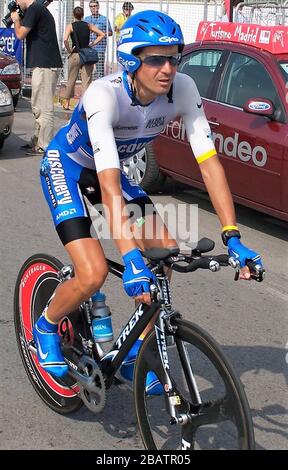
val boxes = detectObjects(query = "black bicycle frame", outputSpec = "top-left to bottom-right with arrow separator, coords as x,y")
99,258 -> 162,387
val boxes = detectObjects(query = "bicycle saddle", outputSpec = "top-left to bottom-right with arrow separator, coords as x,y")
142,246 -> 180,262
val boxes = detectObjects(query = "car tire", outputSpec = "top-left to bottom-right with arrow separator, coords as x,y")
122,143 -> 166,194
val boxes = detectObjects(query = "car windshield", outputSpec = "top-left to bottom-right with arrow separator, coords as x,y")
278,61 -> 288,81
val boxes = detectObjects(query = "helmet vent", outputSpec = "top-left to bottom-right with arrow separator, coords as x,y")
158,14 -> 166,24
139,18 -> 149,24
172,26 -> 176,35
137,24 -> 149,33
151,27 -> 163,35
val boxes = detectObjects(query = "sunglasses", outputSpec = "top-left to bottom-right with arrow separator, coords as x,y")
139,54 -> 182,67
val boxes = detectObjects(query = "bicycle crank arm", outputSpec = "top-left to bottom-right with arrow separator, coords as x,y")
28,341 -> 103,399
27,339 -> 86,383
67,365 -> 98,393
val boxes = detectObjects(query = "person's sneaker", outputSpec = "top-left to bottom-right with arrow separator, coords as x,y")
33,323 -> 68,377
25,147 -> 45,156
21,136 -> 37,150
20,142 -> 34,149
145,371 -> 164,396
119,339 -> 163,396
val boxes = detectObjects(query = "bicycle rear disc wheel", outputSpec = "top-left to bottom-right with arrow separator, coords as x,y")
14,253 -> 83,414
134,318 -> 254,450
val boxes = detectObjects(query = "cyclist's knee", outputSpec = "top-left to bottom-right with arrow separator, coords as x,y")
76,265 -> 108,297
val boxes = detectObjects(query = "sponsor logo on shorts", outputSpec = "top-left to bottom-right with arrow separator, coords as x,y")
46,150 -> 73,207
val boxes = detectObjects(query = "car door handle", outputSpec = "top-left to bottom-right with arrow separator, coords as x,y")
208,120 -> 220,127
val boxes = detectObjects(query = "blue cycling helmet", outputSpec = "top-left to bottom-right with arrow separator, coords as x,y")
117,10 -> 184,73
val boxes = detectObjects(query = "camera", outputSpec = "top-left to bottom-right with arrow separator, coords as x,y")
2,1 -> 24,28
2,0 -> 53,28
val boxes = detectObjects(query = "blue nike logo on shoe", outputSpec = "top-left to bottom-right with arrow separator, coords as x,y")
33,324 -> 68,378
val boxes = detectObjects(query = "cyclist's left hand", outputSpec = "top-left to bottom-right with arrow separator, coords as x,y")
227,237 -> 263,280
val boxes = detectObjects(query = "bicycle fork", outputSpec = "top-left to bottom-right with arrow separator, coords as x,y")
153,265 -> 203,449
155,314 -> 203,450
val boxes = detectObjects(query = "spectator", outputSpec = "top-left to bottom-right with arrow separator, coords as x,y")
62,6 -> 105,110
11,0 -> 62,156
114,2 -> 134,44
219,0 -> 244,22
84,1 -> 113,79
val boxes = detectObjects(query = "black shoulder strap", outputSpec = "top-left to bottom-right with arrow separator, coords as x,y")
71,22 -> 80,51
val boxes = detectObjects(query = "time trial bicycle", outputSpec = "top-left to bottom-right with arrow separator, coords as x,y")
14,237 -> 264,450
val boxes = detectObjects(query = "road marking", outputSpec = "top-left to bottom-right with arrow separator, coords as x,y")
0,166 -> 9,173
266,286 -> 288,302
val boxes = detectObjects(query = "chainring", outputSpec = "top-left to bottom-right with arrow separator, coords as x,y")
77,355 -> 106,413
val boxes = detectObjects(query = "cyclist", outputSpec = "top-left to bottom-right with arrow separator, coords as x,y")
33,10 -> 263,393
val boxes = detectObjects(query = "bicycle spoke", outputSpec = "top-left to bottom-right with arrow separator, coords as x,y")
189,397 -> 228,427
134,320 -> 254,449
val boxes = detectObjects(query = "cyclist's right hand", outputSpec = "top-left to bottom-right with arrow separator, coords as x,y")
122,248 -> 155,303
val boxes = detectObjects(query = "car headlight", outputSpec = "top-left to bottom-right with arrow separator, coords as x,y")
1,63 -> 21,75
0,87 -> 12,105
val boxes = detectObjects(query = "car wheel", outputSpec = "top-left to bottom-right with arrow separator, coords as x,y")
122,144 -> 166,193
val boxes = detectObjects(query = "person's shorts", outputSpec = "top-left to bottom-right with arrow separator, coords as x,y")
40,143 -> 156,245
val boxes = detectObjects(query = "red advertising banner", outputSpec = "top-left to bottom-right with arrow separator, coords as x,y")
196,21 -> 288,55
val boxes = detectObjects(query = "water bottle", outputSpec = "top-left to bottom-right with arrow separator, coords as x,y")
90,291 -> 113,343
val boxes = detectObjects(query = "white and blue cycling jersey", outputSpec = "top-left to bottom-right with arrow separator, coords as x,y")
55,70 -> 216,171
40,70 -> 217,244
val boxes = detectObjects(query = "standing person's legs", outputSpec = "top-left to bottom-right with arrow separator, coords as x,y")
81,63 -> 94,93
30,67 -> 59,153
64,53 -> 81,102
95,51 -> 105,78
37,68 -> 59,151
30,67 -> 42,149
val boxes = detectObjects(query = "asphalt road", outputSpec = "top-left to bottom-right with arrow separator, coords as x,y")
0,98 -> 287,450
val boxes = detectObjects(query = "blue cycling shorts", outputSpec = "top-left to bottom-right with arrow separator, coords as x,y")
40,143 -> 155,245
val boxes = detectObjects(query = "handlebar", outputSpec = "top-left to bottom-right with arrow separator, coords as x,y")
171,254 -> 230,273
169,254 -> 265,282
144,238 -> 265,282
246,259 -> 265,282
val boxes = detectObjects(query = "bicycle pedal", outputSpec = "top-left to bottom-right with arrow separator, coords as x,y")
113,376 -> 123,386
114,370 -> 133,390
27,340 -> 37,355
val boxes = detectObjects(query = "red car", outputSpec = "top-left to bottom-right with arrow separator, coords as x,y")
0,40 -> 21,108
123,22 -> 288,222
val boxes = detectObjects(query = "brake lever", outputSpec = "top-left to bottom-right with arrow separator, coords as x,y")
228,257 -> 241,281
150,283 -> 160,302
229,257 -> 265,282
246,260 -> 265,282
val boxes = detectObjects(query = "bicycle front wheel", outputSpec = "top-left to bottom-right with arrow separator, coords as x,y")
134,317 -> 254,450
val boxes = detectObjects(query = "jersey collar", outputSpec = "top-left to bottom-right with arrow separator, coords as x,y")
122,71 -> 152,107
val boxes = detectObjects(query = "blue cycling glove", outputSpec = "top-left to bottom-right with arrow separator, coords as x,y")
227,237 -> 263,268
122,248 -> 156,297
